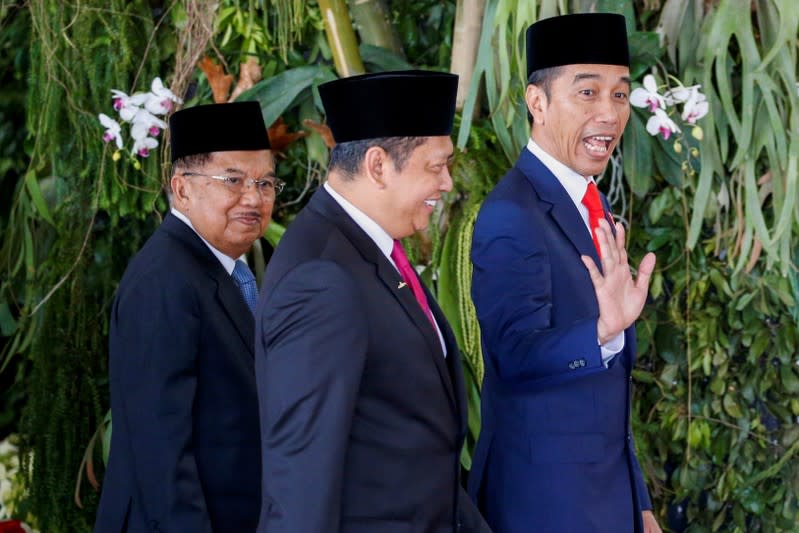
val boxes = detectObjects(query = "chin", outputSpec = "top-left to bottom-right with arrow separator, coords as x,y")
582,161 -> 611,177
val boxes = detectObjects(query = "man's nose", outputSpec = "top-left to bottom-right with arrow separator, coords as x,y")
239,180 -> 264,205
440,165 -> 453,192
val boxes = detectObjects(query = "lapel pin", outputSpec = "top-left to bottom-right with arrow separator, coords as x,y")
398,281 -> 407,289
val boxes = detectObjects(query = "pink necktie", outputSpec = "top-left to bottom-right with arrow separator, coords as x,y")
391,240 -> 436,329
581,181 -> 606,259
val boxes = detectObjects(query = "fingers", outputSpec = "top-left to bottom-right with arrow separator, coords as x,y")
580,255 -> 603,285
634,252 -> 657,290
615,222 -> 628,266
595,219 -> 618,266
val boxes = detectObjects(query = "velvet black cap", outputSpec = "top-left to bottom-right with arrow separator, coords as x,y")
169,101 -> 270,162
526,13 -> 630,79
318,70 -> 458,143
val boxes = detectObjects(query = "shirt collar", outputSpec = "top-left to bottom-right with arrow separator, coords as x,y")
324,182 -> 394,262
170,207 -> 237,275
526,138 -> 595,208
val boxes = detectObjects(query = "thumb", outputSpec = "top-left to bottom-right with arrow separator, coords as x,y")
635,252 -> 656,290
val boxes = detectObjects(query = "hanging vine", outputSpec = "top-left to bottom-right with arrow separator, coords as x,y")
2,1 -> 175,530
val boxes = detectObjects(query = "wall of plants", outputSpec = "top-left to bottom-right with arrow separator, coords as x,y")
0,0 -> 797,532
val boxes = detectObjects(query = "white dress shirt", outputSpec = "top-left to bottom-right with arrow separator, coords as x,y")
324,182 -> 447,356
526,139 -> 624,365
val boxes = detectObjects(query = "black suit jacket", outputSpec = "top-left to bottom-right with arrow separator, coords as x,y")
255,188 -> 489,533
95,213 -> 261,532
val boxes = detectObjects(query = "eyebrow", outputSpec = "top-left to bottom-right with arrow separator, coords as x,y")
224,167 -> 277,179
431,153 -> 455,166
573,73 -> 632,87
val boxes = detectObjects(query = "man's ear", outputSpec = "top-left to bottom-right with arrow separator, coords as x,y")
363,145 -> 390,189
171,174 -> 189,208
525,84 -> 547,127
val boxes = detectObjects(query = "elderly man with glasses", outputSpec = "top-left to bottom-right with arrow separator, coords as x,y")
96,101 -> 277,533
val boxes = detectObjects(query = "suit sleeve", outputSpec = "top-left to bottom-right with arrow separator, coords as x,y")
257,260 -> 368,533
631,443 -> 653,510
111,273 -> 212,532
471,199 -> 605,387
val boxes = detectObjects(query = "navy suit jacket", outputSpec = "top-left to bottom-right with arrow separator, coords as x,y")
255,188 -> 490,533
95,213 -> 261,532
467,150 -> 652,533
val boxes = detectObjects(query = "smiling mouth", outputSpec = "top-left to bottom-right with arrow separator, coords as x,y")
424,199 -> 438,208
583,135 -> 614,155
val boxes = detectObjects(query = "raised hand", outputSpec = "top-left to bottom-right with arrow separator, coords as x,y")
580,219 -> 656,344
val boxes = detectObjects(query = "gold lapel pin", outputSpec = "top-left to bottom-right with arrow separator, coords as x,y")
397,281 -> 407,289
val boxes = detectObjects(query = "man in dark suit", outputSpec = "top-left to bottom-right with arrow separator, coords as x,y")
468,14 -> 662,533
255,71 -> 490,533
96,102 -> 281,532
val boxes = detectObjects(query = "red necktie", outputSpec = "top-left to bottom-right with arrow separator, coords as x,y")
581,181 -> 606,258
391,240 -> 436,329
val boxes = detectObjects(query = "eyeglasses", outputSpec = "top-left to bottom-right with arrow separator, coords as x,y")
182,172 -> 285,197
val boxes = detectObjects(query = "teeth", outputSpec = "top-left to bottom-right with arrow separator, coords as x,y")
424,199 -> 437,207
584,135 -> 613,154
584,142 -> 608,153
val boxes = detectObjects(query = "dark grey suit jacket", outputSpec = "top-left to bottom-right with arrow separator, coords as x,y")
96,213 -> 261,532
255,188 -> 490,533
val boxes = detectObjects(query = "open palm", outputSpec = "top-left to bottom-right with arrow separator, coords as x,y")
581,219 -> 656,344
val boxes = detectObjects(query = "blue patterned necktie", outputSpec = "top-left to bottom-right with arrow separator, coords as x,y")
231,259 -> 257,315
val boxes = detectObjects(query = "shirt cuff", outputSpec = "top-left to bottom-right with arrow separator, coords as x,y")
599,332 -> 625,366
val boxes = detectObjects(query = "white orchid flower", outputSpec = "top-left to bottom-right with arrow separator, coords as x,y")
130,109 -> 167,140
132,136 -> 159,157
110,89 -> 148,121
680,88 -> 709,124
630,74 -> 666,112
98,113 -> 123,149
646,108 -> 681,140
663,84 -> 701,105
145,77 -> 182,115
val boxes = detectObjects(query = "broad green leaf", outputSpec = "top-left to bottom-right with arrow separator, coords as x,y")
628,32 -> 663,80
263,220 -> 285,248
237,66 -> 334,129
0,301 -> 17,336
723,393 -> 743,419
359,44 -> 413,71
622,109 -> 654,197
102,410 -> 112,466
780,366 -> 799,394
24,170 -> 54,225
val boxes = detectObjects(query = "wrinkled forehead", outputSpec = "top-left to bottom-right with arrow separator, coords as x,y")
204,149 -> 275,175
559,63 -> 631,85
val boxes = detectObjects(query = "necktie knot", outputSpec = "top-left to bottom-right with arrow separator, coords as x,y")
232,259 -> 257,315
581,181 -> 605,217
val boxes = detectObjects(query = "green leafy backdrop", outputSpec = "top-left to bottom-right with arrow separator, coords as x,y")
0,1 -> 797,531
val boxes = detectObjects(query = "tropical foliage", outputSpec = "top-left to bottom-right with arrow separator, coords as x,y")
0,0 -> 797,532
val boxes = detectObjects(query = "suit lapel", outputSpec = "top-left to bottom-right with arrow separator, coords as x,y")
309,189 -> 457,410
427,291 -> 466,430
162,214 -> 255,356
517,150 -> 601,269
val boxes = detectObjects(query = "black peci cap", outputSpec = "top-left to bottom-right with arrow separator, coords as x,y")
169,101 -> 270,162
318,70 -> 458,143
526,13 -> 630,80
